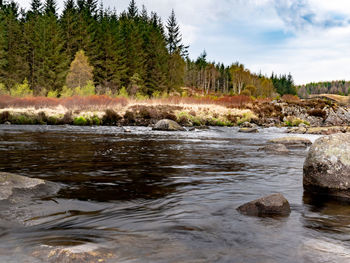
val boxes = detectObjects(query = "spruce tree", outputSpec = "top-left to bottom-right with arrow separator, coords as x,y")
44,0 -> 57,16
30,0 -> 42,15
94,11 -> 127,93
166,9 -> 187,56
119,12 -> 145,89
60,0 -> 79,61
0,3 -> 29,89
127,0 -> 138,18
142,13 -> 168,94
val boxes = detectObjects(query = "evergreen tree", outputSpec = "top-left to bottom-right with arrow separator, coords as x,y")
0,3 -> 29,88
166,9 -> 187,56
30,0 -> 42,14
60,0 -> 79,61
142,13 -> 168,94
44,0 -> 57,16
25,2 -> 68,94
119,12 -> 145,89
127,0 -> 138,18
94,10 -> 127,93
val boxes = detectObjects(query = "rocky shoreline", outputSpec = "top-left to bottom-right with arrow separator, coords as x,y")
0,99 -> 350,135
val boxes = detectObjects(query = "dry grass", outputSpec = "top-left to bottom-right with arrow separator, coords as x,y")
309,94 -> 349,105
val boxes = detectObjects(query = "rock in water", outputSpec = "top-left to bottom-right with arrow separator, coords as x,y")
153,119 -> 185,131
237,193 -> 291,217
258,143 -> 289,154
0,172 -> 45,201
303,133 -> 350,199
238,128 -> 259,133
269,137 -> 312,147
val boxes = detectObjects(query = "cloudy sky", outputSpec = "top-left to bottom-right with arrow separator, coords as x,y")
15,0 -> 350,84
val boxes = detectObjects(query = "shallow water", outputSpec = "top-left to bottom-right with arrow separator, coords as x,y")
0,125 -> 350,262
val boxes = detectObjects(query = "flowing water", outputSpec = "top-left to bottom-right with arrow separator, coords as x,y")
0,125 -> 350,262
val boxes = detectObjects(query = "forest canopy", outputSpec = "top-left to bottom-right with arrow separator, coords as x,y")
0,0 -> 296,98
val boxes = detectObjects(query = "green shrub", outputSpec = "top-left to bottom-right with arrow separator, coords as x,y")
0,83 -> 9,95
60,86 -> 73,98
47,90 -> 59,98
73,116 -> 88,126
152,91 -> 161,98
237,112 -> 255,125
12,114 -> 34,124
10,79 -> 33,97
135,92 -> 148,100
91,116 -> 101,125
75,81 -> 95,96
47,116 -> 59,125
118,86 -> 129,98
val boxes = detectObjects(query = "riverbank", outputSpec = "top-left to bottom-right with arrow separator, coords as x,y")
1,95 -> 350,130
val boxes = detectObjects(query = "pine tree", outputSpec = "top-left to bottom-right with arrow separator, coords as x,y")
0,3 -> 29,88
66,50 -> 93,89
94,10 -> 127,93
127,0 -> 138,18
30,0 -> 42,15
142,13 -> 168,94
25,2 -> 68,94
44,0 -> 57,16
60,0 -> 79,61
166,9 -> 187,56
119,12 -> 145,88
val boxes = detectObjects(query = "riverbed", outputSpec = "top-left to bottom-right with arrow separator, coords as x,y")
0,125 -> 349,262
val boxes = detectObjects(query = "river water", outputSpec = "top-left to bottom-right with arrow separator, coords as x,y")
0,125 -> 350,262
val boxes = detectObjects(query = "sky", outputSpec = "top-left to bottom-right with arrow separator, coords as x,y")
15,0 -> 350,84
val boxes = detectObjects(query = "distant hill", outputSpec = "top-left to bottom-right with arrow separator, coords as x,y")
297,81 -> 350,98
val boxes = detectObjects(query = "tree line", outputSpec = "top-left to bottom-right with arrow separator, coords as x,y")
0,0 -> 296,98
297,80 -> 350,98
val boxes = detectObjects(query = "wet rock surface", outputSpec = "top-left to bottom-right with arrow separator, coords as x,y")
238,127 -> 259,133
152,119 -> 185,131
237,193 -> 291,217
269,137 -> 312,147
0,172 -> 45,201
258,143 -> 289,154
303,133 -> 350,199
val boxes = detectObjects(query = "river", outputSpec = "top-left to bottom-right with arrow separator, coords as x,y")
0,125 -> 350,262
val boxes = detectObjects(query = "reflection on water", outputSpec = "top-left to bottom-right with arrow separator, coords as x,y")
0,125 -> 349,262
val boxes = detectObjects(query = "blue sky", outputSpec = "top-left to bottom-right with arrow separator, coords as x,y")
16,0 -> 350,84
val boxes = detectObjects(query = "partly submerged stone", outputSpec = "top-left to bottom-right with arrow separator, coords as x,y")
269,137 -> 312,147
0,172 -> 45,201
258,143 -> 289,154
303,133 -> 350,200
238,128 -> 259,133
237,193 -> 291,217
153,119 -> 185,131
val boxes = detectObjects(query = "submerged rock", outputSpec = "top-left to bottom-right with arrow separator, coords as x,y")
240,122 -> 256,128
153,119 -> 185,131
31,243 -> 116,263
303,133 -> 350,200
258,143 -> 289,154
238,127 -> 258,133
237,193 -> 291,217
0,172 -> 45,201
269,137 -> 312,147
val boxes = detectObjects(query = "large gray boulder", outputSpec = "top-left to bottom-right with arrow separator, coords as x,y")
0,172 -> 45,201
303,133 -> 350,199
153,119 -> 185,131
237,193 -> 291,217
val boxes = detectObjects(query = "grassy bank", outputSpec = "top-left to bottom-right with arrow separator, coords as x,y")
0,95 -> 257,127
